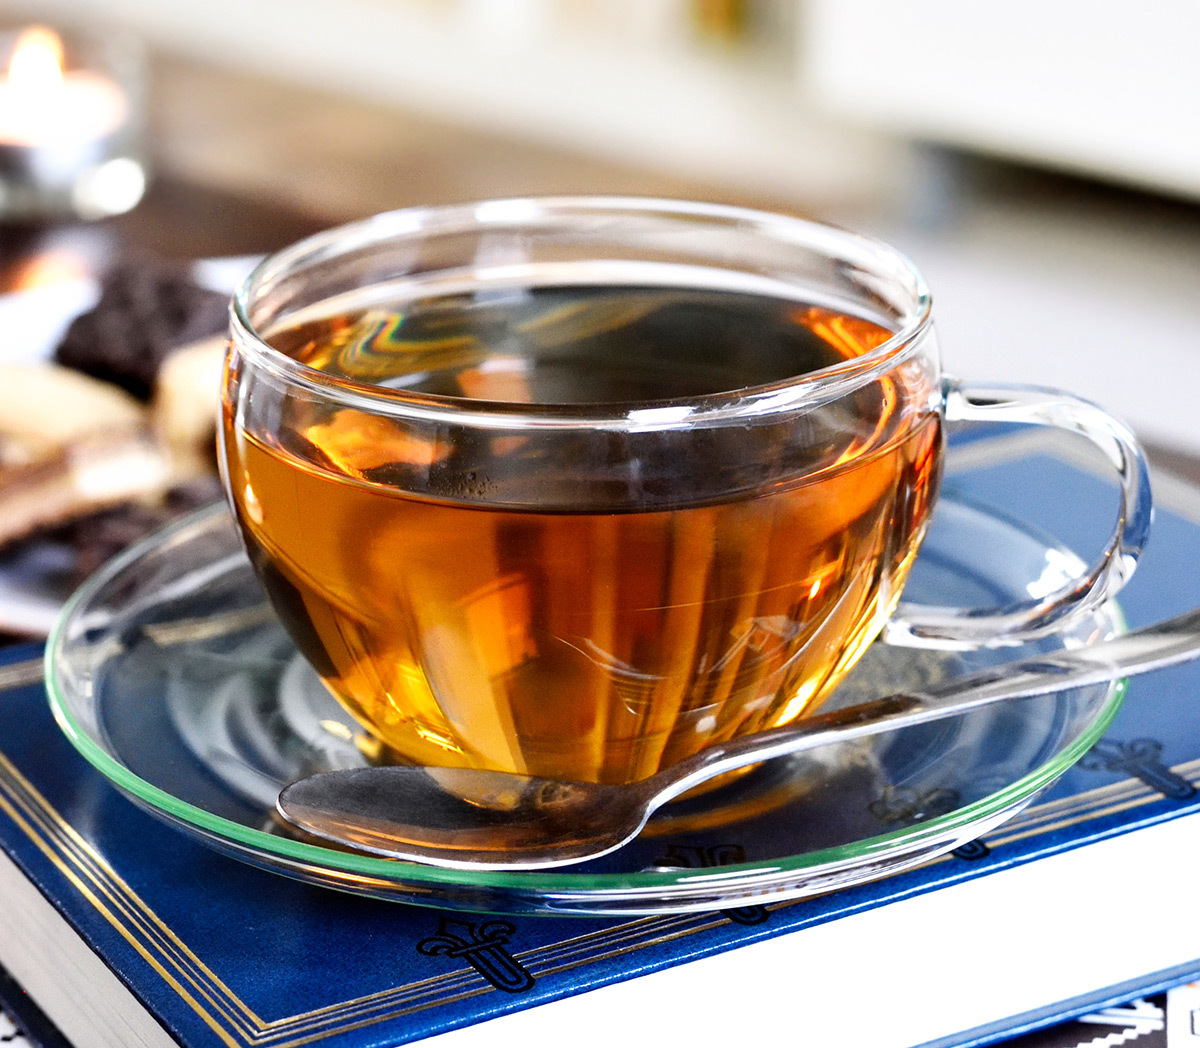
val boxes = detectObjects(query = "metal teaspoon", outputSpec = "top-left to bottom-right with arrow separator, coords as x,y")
277,607 -> 1200,871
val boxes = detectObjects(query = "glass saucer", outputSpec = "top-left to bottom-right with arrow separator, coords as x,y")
45,494 -> 1124,916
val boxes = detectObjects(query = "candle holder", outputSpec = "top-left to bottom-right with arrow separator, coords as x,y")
0,22 -> 148,223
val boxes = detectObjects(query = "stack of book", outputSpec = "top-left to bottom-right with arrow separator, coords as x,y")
3,435 -> 1200,1048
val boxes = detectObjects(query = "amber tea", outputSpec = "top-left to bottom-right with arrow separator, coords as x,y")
222,285 -> 942,784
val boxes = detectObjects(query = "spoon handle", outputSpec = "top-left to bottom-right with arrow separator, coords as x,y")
649,607 -> 1200,805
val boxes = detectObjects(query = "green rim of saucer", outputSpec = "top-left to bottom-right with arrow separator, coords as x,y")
44,501 -> 1128,907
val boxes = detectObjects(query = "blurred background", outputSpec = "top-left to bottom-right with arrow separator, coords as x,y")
2,0 -> 1199,459
0,8 -> 1196,1045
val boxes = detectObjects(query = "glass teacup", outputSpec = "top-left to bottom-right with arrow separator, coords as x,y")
221,198 -> 1150,785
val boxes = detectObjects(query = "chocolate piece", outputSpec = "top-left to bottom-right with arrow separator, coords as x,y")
54,261 -> 230,401
0,430 -> 176,551
57,502 -> 178,581
31,475 -> 225,584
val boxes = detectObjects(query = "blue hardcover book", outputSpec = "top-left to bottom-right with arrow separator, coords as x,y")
3,435 -> 1200,1048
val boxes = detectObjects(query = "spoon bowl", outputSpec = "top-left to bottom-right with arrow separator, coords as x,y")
280,767 -> 658,868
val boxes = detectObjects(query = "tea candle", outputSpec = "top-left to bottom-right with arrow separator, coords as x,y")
0,25 -> 146,220
0,27 -> 127,146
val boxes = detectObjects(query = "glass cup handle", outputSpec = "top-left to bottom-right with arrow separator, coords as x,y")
885,377 -> 1153,649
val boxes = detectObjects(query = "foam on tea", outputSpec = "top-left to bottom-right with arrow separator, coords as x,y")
222,285 -> 941,783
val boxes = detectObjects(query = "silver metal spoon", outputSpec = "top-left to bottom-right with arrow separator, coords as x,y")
277,607 -> 1200,870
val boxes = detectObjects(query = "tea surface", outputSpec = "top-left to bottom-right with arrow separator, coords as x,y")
266,284 -> 865,401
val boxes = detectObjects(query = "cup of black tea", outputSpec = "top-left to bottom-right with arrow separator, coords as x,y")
221,198 -> 1151,785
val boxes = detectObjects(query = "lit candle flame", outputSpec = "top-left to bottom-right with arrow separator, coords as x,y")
0,24 -> 128,150
8,26 -> 65,95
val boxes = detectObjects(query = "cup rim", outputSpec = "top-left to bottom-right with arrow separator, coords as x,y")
230,196 -> 935,430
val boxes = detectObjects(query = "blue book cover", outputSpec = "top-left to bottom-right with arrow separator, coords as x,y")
3,435 -> 1200,1048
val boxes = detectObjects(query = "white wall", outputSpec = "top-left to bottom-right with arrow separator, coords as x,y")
0,0 -> 905,205
803,0 -> 1200,201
